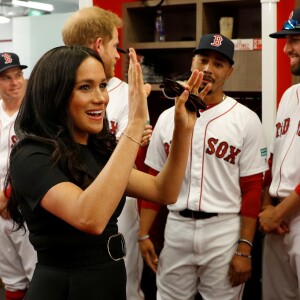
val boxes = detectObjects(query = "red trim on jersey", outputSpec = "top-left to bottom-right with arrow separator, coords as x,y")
277,132 -> 297,196
240,173 -> 263,218
5,289 -> 27,300
263,154 -> 273,188
199,101 -> 239,209
295,183 -> 300,197
135,146 -> 149,173
200,102 -> 219,112
141,201 -> 161,211
4,185 -> 11,198
140,168 -> 161,211
107,80 -> 123,93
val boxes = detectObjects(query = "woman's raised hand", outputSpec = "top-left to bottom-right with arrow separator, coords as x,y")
127,48 -> 151,126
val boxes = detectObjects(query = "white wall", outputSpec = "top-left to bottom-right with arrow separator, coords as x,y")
0,0 -> 93,79
0,0 -> 82,71
79,0 -> 93,8
13,13 -> 73,79
0,22 -> 13,52
0,22 -> 13,40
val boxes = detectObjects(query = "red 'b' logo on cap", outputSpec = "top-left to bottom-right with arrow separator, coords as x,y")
211,35 -> 223,47
2,53 -> 12,64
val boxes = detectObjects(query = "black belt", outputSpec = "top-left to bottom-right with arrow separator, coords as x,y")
179,209 -> 218,219
37,233 -> 126,268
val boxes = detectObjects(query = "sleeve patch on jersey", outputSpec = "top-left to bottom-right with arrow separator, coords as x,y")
260,148 -> 267,156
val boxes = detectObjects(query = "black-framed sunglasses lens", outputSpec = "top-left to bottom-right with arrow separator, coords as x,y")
160,78 -> 206,117
163,79 -> 183,98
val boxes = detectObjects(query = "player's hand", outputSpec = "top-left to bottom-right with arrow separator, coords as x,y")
139,238 -> 159,273
228,254 -> 252,287
258,205 -> 289,235
140,123 -> 153,147
174,70 -> 211,132
268,221 -> 290,235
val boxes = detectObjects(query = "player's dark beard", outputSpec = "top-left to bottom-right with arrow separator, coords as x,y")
291,63 -> 300,76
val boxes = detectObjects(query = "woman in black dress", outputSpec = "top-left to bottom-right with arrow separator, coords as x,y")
6,45 -> 207,300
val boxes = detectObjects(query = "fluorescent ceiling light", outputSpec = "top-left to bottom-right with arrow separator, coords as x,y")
12,0 -> 54,12
0,15 -> 10,23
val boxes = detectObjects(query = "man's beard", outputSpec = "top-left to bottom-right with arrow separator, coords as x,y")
291,61 -> 300,76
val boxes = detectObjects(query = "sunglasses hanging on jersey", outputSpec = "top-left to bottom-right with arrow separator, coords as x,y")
160,78 -> 207,118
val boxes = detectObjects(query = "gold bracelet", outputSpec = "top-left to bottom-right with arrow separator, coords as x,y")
122,132 -> 142,146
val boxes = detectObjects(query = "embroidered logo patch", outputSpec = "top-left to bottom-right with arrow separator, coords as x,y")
2,53 -> 13,65
260,148 -> 267,156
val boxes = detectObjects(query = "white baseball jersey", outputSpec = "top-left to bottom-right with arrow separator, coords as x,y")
0,99 -> 37,292
0,219 -> 37,292
145,96 -> 268,213
269,83 -> 300,198
263,84 -> 300,300
106,77 -> 129,139
106,77 -> 144,300
0,99 -> 18,190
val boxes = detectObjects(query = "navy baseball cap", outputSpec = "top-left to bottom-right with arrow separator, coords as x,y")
0,52 -> 27,74
270,8 -> 300,38
193,34 -> 234,65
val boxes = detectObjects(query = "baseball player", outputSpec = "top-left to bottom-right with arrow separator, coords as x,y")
139,34 -> 268,300
259,8 -> 300,300
0,52 -> 37,300
62,7 -> 152,300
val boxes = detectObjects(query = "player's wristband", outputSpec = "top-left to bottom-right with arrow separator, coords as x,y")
234,251 -> 251,259
137,234 -> 150,242
238,238 -> 253,248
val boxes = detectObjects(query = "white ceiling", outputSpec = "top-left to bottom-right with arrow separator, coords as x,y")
0,0 -> 79,17
44,0 -> 78,14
